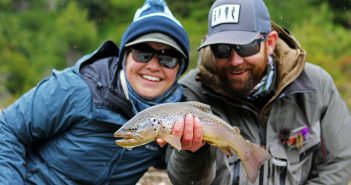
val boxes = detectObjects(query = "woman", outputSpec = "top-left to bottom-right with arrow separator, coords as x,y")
0,0 -> 189,184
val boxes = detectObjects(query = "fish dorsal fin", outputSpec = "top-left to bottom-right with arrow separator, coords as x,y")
161,135 -> 182,150
185,101 -> 212,113
230,126 -> 240,134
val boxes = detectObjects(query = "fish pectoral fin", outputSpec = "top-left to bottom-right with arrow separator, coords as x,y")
162,135 -> 182,150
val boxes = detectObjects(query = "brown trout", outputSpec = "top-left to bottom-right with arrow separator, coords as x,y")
114,101 -> 271,182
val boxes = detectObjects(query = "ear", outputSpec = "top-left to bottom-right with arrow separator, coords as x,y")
266,31 -> 278,55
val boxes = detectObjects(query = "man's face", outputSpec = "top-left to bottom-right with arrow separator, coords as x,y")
212,33 -> 276,97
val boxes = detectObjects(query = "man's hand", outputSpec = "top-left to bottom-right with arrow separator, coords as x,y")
156,114 -> 205,152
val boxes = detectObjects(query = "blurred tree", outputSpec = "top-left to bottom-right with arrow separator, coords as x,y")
55,1 -> 98,66
313,0 -> 351,28
0,0 -> 98,99
0,0 -> 12,10
0,0 -> 350,109
0,14 -> 35,96
265,0 -> 315,29
168,0 -> 213,21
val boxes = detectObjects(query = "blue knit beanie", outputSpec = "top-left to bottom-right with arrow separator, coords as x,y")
119,0 -> 190,75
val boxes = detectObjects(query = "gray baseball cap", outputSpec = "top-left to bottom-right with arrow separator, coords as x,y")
125,32 -> 186,57
199,0 -> 271,49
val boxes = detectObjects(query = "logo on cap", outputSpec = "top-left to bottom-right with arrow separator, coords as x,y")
211,4 -> 240,27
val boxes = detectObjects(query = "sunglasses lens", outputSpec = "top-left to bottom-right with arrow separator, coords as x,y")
158,55 -> 179,69
235,41 -> 260,57
210,44 -> 231,58
131,49 -> 153,63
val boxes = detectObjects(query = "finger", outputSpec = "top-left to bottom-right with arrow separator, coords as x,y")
172,118 -> 185,138
156,138 -> 167,148
193,116 -> 203,143
182,114 -> 194,147
191,116 -> 205,152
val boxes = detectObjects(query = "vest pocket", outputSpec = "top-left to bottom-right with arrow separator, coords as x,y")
268,134 -> 320,185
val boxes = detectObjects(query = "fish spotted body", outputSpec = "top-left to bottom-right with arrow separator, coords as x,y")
114,101 -> 271,182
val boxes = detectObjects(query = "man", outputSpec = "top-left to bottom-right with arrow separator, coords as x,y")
0,0 -> 190,184
166,0 -> 351,184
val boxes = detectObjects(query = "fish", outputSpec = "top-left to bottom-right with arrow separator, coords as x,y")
114,101 -> 271,182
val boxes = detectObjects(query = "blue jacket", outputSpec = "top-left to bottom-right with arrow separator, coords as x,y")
0,41 -> 166,185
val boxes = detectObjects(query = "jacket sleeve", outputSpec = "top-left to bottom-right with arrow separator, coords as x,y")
306,68 -> 351,185
0,69 -> 88,184
167,144 -> 218,185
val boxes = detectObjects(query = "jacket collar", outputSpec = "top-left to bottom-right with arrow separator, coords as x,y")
73,40 -> 119,79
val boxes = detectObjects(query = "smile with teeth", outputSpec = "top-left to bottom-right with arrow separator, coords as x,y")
142,75 -> 161,82
231,70 -> 245,74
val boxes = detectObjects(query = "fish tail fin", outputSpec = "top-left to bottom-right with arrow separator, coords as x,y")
241,142 -> 271,183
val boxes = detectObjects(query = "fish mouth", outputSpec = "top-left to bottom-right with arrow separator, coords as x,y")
115,135 -> 139,148
115,138 -> 139,148
114,129 -> 128,138
114,132 -> 145,148
114,132 -> 131,139
115,133 -> 135,142
114,130 -> 138,140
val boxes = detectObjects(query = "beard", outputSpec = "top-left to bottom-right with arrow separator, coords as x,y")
218,54 -> 269,98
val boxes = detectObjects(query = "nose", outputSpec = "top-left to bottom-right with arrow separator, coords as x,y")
228,50 -> 244,66
146,55 -> 161,70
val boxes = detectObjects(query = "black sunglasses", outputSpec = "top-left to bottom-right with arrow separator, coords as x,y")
128,43 -> 184,69
210,34 -> 268,58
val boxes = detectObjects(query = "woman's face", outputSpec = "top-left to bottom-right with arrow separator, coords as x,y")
125,42 -> 180,99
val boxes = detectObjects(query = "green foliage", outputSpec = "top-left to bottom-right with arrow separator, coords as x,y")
265,0 -> 315,29
181,18 -> 207,71
168,0 -> 213,21
0,0 -> 350,109
0,1 -> 98,100
315,0 -> 351,28
0,14 -> 35,96
55,1 -> 98,54
0,0 -> 11,9
292,3 -> 351,75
